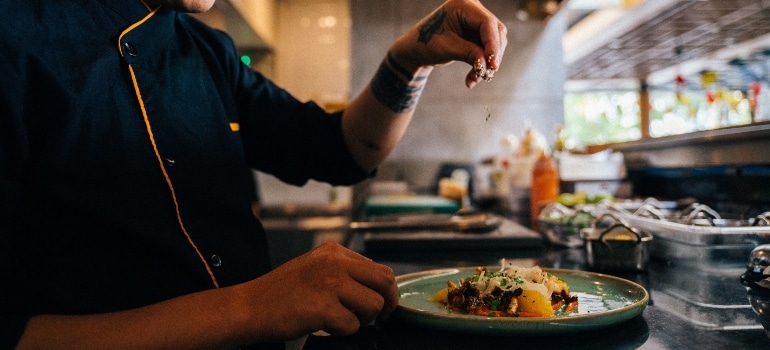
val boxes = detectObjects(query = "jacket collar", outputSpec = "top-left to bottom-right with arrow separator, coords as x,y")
96,0 -> 156,25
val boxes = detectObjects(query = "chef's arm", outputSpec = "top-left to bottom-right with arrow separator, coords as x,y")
341,0 -> 507,172
17,287 -> 251,349
16,243 -> 396,349
341,56 -> 433,172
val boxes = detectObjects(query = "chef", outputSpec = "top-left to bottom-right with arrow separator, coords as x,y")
0,0 -> 507,348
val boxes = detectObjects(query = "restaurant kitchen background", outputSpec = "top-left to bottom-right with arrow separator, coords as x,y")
195,0 -> 564,204
193,0 -> 770,266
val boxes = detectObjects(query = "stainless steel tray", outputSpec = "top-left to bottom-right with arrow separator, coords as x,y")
615,203 -> 770,269
620,213 -> 770,246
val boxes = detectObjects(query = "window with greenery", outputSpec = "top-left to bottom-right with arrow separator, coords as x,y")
648,89 -> 752,137
563,90 -> 641,148
564,86 -> 757,148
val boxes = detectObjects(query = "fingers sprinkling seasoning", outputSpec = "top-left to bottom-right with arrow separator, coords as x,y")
474,54 -> 496,82
474,58 -> 485,79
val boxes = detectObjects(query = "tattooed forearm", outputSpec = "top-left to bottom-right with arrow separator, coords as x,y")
370,8 -> 444,112
370,53 -> 427,113
418,9 -> 446,45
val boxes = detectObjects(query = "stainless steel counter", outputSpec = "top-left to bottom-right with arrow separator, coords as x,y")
301,226 -> 770,349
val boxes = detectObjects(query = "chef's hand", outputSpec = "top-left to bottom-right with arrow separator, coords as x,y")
388,0 -> 508,88
238,242 -> 397,342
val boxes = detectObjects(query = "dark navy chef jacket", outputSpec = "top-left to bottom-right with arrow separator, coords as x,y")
0,0 -> 370,348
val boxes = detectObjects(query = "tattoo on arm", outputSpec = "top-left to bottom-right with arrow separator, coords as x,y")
370,9 -> 444,113
370,53 -> 427,113
418,9 -> 446,45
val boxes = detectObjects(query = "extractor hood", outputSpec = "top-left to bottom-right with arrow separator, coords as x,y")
565,0 -> 770,90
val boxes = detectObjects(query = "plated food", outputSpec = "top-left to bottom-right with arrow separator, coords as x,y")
431,264 -> 578,317
395,266 -> 649,335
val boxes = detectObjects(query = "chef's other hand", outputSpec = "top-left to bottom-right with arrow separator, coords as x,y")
389,0 -> 508,88
237,242 -> 397,342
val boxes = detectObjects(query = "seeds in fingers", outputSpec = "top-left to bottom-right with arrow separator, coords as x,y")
474,58 -> 485,79
487,52 -> 496,70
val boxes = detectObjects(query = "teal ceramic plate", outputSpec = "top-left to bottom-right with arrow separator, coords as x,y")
393,267 -> 649,335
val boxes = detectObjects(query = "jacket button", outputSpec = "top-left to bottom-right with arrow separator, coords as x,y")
211,255 -> 222,267
164,156 -> 176,167
123,42 -> 137,56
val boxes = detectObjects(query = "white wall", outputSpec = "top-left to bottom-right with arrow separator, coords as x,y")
274,0 -> 352,108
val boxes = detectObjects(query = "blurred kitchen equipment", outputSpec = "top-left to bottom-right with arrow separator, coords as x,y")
742,244 -> 770,292
556,149 -> 626,182
349,212 -> 501,233
538,202 -> 594,248
432,163 -> 475,203
742,244 -> 770,340
363,195 -> 460,218
747,289 -> 770,340
581,213 -> 653,271
437,168 -> 471,209
356,215 -> 544,253
617,200 -> 770,270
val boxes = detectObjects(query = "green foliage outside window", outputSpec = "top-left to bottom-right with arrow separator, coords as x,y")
563,91 -> 641,148
564,88 -> 753,148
